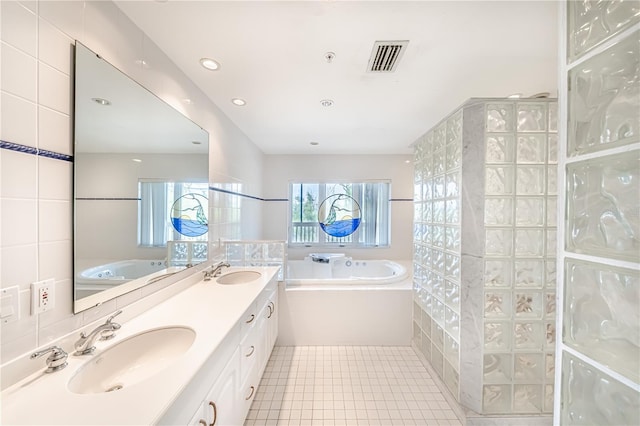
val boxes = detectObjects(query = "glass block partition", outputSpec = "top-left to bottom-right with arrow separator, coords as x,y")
223,240 -> 286,281
412,98 -> 557,416
557,1 -> 640,424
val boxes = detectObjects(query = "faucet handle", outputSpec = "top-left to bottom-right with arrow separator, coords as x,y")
100,310 -> 122,341
106,310 -> 122,324
30,345 -> 68,373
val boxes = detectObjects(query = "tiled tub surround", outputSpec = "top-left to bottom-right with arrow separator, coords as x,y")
556,1 -> 640,424
1,266 -> 280,425
412,98 -> 557,420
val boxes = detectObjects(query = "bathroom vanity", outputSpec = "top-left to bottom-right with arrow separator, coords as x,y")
0,266 -> 279,425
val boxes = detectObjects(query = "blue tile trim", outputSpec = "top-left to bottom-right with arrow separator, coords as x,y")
0,140 -> 73,162
76,197 -> 141,201
209,186 -> 287,202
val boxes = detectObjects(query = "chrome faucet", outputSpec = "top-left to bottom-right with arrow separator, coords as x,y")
74,310 -> 122,355
203,261 -> 231,281
31,345 -> 68,373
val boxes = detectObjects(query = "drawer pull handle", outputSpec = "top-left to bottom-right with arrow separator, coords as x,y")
245,314 -> 255,324
246,345 -> 255,357
208,401 -> 217,426
267,302 -> 275,318
198,420 -> 207,426
245,385 -> 255,400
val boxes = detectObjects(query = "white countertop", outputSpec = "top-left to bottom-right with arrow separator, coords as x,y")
1,266 -> 279,425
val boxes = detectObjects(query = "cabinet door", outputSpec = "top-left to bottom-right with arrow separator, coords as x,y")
187,405 -> 207,426
201,348 -> 242,426
265,291 -> 278,353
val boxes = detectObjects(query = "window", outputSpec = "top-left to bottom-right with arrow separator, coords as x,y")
289,181 -> 390,247
138,180 -> 208,247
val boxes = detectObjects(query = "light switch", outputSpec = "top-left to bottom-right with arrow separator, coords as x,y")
1,286 -> 20,324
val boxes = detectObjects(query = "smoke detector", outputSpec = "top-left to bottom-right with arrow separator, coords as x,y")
367,40 -> 409,72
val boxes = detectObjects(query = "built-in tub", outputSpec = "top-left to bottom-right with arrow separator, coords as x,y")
75,259 -> 173,298
279,255 -> 412,346
286,255 -> 408,286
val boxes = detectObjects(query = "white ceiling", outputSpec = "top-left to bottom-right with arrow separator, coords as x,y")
116,0 -> 559,155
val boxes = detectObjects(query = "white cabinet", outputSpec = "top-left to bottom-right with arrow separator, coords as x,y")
265,289 -> 278,354
189,348 -> 241,426
174,276 -> 279,426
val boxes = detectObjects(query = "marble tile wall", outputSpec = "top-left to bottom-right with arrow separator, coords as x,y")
413,98 -> 557,417
557,1 -> 640,424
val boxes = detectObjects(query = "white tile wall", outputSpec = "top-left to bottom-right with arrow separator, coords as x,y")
1,43 -> 38,102
0,0 -> 264,379
1,92 -> 38,146
38,17 -> 73,75
38,62 -> 71,115
38,106 -> 72,154
0,149 -> 37,198
1,1 -> 37,57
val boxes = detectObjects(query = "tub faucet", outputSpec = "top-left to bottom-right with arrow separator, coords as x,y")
74,310 -> 122,355
204,261 -> 231,281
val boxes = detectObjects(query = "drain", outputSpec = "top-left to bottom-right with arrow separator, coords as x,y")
105,384 -> 123,392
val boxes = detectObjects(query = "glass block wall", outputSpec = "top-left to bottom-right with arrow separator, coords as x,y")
413,110 -> 463,401
224,240 -> 286,281
412,98 -> 557,416
557,1 -> 640,424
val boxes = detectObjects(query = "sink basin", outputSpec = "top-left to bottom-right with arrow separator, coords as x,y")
68,326 -> 195,394
216,271 -> 262,285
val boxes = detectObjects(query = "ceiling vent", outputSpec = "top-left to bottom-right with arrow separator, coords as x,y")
367,40 -> 409,72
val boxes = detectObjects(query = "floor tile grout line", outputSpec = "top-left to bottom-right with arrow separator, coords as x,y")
246,346 -> 463,426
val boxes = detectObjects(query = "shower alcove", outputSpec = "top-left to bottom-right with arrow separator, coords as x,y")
411,98 -> 557,421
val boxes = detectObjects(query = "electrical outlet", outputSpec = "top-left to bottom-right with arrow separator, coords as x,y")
31,279 -> 55,315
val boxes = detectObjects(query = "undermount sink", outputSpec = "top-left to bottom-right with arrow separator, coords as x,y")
216,271 -> 262,285
68,326 -> 195,394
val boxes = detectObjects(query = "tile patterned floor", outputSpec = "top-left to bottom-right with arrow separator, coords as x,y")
245,346 -> 463,426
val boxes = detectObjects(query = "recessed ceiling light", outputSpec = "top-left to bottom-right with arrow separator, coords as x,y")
310,142 -> 320,146
132,158 -> 142,163
199,58 -> 220,71
231,98 -> 246,106
320,99 -> 334,107
92,97 -> 111,106
507,93 -> 523,99
405,160 -> 411,164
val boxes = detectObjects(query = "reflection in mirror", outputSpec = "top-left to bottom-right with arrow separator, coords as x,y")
74,42 -> 209,313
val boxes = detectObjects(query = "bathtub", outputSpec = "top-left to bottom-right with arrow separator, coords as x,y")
279,255 -> 412,346
286,255 -> 408,286
75,260 -> 169,297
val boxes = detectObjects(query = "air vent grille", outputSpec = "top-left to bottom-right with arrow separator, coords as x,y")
367,40 -> 409,72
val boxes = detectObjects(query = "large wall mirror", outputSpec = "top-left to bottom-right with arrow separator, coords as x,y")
74,42 -> 209,313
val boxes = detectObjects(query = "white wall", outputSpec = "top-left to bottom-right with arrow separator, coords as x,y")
262,154 -> 414,260
0,0 -> 264,364
75,152 -> 208,262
